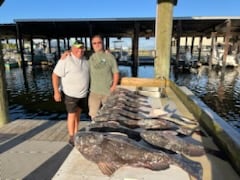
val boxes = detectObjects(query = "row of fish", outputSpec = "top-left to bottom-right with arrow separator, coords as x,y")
75,87 -> 205,180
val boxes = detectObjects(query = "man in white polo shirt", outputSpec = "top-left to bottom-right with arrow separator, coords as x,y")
52,40 -> 89,146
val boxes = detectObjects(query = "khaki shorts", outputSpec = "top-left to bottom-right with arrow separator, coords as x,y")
88,92 -> 108,118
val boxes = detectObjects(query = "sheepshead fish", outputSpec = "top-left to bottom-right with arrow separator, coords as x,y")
75,131 -> 203,180
140,130 -> 205,156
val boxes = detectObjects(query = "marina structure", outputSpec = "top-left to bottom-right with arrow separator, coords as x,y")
0,0 -> 240,179
1,16 -> 240,75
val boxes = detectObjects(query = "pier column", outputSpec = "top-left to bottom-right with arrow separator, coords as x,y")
155,0 -> 177,79
209,32 -> 217,69
198,36 -> 203,62
0,40 -> 9,126
175,20 -> 182,67
222,19 -> 231,72
132,22 -> 140,77
191,36 -> 195,56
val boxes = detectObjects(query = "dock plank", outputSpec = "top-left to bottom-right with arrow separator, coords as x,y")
30,120 -> 59,141
46,121 -> 68,141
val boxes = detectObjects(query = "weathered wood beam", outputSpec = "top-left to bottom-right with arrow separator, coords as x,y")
132,22 -> 140,77
121,77 -> 169,87
209,32 -> 217,69
155,0 -> 175,79
0,40 -> 9,126
222,19 -> 231,72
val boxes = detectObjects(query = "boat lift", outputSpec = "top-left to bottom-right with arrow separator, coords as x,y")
112,40 -> 129,63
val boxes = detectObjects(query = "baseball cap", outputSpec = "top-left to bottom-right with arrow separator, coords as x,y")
72,40 -> 84,48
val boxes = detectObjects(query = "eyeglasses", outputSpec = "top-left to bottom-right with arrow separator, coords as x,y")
92,41 -> 102,45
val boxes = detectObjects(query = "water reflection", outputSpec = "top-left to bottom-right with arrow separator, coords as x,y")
6,67 -> 67,120
5,65 -> 240,133
173,66 -> 240,132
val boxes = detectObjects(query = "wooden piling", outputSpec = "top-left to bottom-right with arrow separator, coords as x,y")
155,0 -> 176,79
0,40 -> 9,127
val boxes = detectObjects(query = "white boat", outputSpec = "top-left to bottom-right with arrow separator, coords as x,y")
4,59 -> 20,69
212,43 -> 239,67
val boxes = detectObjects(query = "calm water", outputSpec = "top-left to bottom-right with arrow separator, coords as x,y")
5,65 -> 240,133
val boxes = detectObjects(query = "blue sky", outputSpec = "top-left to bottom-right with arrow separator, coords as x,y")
0,0 -> 240,23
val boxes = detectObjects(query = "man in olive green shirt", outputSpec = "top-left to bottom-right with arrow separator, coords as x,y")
89,35 -> 119,119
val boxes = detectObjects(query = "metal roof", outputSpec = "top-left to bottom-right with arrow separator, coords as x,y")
1,17 -> 240,40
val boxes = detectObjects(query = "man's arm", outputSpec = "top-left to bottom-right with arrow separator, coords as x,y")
110,72 -> 119,92
52,72 -> 62,102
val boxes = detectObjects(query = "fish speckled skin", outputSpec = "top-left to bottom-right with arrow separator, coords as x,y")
79,121 -> 141,141
75,131 -> 203,180
140,130 -> 205,156
92,114 -> 193,136
75,131 -> 170,176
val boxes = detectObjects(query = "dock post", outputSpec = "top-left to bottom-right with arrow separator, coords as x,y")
0,40 -> 9,126
155,0 -> 177,79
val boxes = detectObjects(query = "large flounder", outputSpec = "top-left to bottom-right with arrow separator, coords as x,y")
75,131 -> 203,180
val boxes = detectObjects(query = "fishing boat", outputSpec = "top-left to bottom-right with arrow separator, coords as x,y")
4,59 -> 19,69
23,53 -> 55,67
212,42 -> 239,67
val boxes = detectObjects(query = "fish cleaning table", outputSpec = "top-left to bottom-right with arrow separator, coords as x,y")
53,86 -> 239,180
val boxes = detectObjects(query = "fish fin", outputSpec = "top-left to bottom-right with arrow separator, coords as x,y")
171,154 -> 203,180
204,148 -> 227,161
97,162 -> 118,176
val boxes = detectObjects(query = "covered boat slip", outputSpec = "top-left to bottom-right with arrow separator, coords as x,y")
53,77 -> 240,180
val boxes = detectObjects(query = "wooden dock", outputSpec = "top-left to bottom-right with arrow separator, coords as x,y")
0,119 -> 68,143
1,78 -> 240,179
0,119 -> 89,179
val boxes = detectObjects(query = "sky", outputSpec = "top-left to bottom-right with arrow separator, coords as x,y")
0,0 -> 240,24
0,0 -> 239,50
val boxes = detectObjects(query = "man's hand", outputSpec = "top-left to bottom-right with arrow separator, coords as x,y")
60,50 -> 71,60
110,86 -> 116,93
53,91 -> 62,102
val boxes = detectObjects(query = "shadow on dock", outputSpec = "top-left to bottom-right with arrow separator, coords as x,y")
23,145 -> 72,180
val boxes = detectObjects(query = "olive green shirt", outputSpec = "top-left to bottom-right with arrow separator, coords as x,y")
89,51 -> 119,95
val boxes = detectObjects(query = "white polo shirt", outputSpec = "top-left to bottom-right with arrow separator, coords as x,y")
53,54 -> 89,98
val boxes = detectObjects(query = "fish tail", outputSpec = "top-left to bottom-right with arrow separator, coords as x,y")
170,154 -> 203,180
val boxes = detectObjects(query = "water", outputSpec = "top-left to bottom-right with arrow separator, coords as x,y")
5,65 -> 240,133
6,67 -> 67,120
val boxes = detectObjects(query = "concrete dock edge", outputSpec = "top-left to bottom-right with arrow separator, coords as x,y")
170,80 -> 240,175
